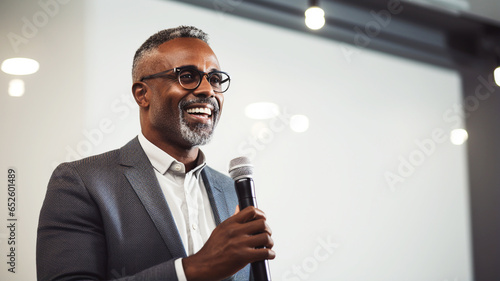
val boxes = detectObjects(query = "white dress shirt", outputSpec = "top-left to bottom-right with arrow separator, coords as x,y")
138,133 -> 217,281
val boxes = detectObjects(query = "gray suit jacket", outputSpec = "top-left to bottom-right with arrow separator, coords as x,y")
37,137 -> 251,280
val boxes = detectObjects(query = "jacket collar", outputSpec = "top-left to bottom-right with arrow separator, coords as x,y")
118,137 -> 232,256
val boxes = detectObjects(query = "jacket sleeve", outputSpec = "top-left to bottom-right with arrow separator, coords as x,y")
36,163 -> 179,281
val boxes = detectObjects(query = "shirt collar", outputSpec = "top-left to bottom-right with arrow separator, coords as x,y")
138,133 -> 206,178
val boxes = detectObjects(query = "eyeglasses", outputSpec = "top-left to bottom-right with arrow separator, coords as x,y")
140,66 -> 231,93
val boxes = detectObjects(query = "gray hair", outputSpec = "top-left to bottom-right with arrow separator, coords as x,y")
132,26 -> 209,82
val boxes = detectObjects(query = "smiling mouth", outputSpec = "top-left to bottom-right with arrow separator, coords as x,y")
180,97 -> 219,125
186,107 -> 212,116
183,105 -> 214,124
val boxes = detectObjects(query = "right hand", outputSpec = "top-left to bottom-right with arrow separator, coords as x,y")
182,206 -> 275,281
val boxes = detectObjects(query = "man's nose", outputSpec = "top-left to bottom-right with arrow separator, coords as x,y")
193,75 -> 215,97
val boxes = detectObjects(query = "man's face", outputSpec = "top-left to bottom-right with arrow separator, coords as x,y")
141,37 -> 224,149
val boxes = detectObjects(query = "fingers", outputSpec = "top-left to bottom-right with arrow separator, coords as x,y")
252,247 -> 276,261
247,232 -> 274,249
183,206 -> 275,280
222,207 -> 271,239
229,206 -> 266,224
241,234 -> 276,263
242,219 -> 272,237
219,206 -> 273,250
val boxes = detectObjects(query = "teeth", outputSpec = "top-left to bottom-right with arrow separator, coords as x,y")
186,107 -> 211,115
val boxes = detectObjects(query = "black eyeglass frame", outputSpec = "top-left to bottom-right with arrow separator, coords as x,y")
140,66 -> 231,93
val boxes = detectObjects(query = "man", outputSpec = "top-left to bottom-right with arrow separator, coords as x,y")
37,26 -> 275,281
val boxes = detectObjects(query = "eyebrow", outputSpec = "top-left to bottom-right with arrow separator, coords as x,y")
177,65 -> 221,73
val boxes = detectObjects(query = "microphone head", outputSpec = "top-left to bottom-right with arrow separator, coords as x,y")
228,156 -> 254,181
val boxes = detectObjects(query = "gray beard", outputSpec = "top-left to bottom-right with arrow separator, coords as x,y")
177,97 -> 220,147
179,112 -> 217,147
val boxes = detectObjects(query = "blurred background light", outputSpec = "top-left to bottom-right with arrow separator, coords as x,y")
1,57 -> 40,75
305,6 -> 325,30
245,102 -> 280,119
290,114 -> 310,132
450,128 -> 468,145
8,79 -> 25,97
494,66 -> 500,87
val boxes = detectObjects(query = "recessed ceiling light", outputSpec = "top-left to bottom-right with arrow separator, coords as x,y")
1,57 -> 40,75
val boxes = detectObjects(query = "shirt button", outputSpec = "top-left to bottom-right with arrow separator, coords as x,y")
173,164 -> 181,171
192,223 -> 198,230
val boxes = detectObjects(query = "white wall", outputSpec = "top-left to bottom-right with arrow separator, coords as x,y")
0,0 -> 471,280
0,0 -> 86,280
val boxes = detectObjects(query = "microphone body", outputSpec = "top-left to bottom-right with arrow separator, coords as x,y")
229,157 -> 271,281
234,177 -> 257,209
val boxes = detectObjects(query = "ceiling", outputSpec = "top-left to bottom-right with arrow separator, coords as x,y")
406,0 -> 500,26
173,0 -> 500,71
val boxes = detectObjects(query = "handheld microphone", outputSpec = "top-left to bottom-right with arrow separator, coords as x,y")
228,156 -> 271,281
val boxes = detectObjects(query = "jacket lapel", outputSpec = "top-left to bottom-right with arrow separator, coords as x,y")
119,137 -> 187,258
202,167 -> 249,281
201,167 -> 232,225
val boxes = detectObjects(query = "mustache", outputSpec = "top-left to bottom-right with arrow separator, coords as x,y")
179,97 -> 220,114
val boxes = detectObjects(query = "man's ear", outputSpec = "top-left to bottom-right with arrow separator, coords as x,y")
132,82 -> 150,108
